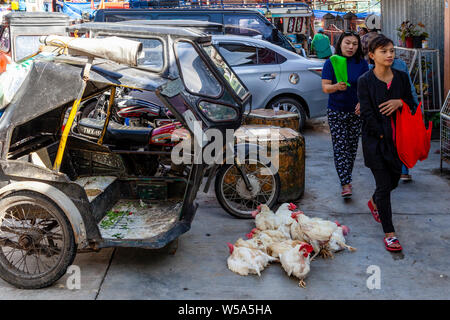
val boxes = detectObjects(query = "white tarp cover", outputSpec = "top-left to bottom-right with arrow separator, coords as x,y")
40,35 -> 143,66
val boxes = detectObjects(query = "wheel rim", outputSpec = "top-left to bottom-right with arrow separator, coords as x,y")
220,161 -> 277,216
0,201 -> 66,279
274,102 -> 300,115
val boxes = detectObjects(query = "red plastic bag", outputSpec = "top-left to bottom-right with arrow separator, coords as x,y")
393,101 -> 432,168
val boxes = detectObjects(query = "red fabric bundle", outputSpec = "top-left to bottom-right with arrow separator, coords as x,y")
392,101 -> 432,168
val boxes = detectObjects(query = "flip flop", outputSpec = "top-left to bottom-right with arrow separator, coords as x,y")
368,200 -> 381,223
384,236 -> 402,252
341,185 -> 352,198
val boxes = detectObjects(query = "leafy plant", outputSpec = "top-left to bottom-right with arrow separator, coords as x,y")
397,21 -> 428,42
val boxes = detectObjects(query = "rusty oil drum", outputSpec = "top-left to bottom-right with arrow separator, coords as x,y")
243,109 -> 300,132
234,125 -> 305,202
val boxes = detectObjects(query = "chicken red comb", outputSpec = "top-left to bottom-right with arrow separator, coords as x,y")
246,232 -> 254,239
291,211 -> 303,220
251,210 -> 259,218
341,225 -> 350,236
226,242 -> 234,254
334,220 -> 341,227
299,243 -> 314,257
256,204 -> 262,211
288,203 -> 297,211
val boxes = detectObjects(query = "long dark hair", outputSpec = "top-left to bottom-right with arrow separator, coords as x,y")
368,35 -> 394,65
335,31 -> 364,62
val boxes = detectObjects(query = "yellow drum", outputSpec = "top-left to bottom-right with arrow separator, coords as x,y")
243,109 -> 300,132
234,125 -> 305,202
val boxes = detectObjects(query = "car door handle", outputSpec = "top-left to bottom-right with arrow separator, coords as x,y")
260,74 -> 276,81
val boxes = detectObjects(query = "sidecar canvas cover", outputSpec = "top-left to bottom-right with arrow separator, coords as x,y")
0,24 -> 250,289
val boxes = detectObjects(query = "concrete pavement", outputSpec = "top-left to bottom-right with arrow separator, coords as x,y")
0,128 -> 449,299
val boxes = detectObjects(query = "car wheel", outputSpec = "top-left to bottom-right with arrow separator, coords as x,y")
268,97 -> 307,131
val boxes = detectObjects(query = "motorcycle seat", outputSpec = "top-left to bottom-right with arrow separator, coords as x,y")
78,118 -> 152,146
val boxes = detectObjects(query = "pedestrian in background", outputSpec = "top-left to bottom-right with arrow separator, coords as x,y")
321,31 -> 369,198
311,28 -> 332,59
357,35 -> 418,252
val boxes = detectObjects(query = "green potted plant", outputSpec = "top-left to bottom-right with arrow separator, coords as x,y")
397,21 -> 416,48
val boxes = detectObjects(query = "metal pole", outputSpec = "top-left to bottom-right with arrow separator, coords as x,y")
437,49 -> 442,112
53,57 -> 93,172
418,50 -> 424,113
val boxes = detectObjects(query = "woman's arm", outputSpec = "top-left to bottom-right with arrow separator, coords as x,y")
358,76 -> 384,138
322,79 -> 347,94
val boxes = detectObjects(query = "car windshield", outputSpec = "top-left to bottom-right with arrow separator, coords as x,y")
202,44 -> 249,100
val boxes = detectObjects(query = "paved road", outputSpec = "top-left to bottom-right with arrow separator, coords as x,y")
1,129 -> 449,299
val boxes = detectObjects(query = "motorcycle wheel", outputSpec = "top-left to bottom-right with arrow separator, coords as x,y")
214,158 -> 281,219
0,191 -> 77,289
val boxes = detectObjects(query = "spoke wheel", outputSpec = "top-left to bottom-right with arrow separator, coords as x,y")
215,159 -> 281,219
0,191 -> 76,289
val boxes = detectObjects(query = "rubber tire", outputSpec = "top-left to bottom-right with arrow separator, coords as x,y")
0,191 -> 77,289
215,163 -> 281,219
267,97 -> 307,132
81,100 -> 97,119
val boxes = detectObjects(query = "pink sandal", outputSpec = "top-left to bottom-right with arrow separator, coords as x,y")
341,185 -> 352,198
368,200 -> 381,223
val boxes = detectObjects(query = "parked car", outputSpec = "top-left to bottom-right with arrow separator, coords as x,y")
212,35 -> 327,130
93,8 -> 297,53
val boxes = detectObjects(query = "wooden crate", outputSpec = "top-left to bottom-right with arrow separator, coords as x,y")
243,109 -> 300,132
234,125 -> 305,202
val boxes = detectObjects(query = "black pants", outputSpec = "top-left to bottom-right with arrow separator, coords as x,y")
370,167 -> 401,234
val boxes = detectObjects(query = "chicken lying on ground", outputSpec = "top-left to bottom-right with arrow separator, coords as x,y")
226,242 -> 277,276
266,239 -> 305,259
329,220 -> 356,253
290,211 -> 337,260
251,204 -> 297,238
279,242 -> 314,288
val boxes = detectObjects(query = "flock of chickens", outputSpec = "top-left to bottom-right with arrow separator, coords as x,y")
226,203 -> 356,288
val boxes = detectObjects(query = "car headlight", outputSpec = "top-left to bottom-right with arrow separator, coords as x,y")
198,101 -> 237,121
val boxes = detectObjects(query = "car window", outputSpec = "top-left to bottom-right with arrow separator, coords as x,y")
217,43 -> 257,67
257,47 -> 276,65
176,41 -> 221,97
15,35 -> 41,61
218,43 -> 279,66
136,38 -> 164,71
223,15 -> 272,39
0,27 -> 10,53
156,14 -> 210,21
96,35 -> 164,71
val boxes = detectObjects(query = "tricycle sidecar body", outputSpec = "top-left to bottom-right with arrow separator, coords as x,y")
0,24 -> 250,288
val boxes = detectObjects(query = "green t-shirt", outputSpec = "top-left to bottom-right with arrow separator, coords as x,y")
312,33 -> 332,59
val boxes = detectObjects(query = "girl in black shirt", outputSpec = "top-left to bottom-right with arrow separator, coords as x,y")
357,35 -> 417,252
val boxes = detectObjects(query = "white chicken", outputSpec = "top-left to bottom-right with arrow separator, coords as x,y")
252,204 -> 295,238
252,204 -> 279,231
266,239 -> 304,259
279,242 -> 314,288
290,211 -> 338,259
329,220 -> 356,253
247,228 -> 290,244
226,242 -> 277,276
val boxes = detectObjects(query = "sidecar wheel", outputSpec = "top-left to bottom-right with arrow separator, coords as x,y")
215,159 -> 281,219
0,191 -> 77,289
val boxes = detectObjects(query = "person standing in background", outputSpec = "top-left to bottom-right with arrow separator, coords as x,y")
311,28 -> 332,59
321,31 -> 369,198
